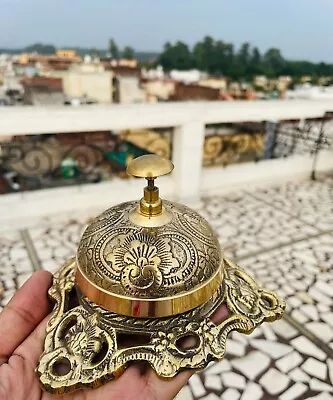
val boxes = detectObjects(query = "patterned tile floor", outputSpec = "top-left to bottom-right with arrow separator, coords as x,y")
0,177 -> 333,399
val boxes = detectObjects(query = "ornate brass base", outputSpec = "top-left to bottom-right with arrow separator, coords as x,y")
36,258 -> 285,395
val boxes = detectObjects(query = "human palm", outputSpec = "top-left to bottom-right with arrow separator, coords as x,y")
0,271 -> 227,400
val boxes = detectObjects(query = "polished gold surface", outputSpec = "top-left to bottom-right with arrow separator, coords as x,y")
76,200 -> 222,317
139,186 -> 162,216
127,154 -> 174,218
76,260 -> 224,317
126,154 -> 174,178
128,205 -> 173,227
36,257 -> 285,395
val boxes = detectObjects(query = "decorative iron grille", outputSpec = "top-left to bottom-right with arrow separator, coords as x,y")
273,115 -> 332,159
0,128 -> 173,194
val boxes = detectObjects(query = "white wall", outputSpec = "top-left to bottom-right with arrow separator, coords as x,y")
63,71 -> 113,103
118,77 -> 145,104
1,100 -> 333,135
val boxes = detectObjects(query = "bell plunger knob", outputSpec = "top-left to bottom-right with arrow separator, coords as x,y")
127,155 -> 174,216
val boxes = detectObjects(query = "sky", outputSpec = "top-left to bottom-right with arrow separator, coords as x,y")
1,0 -> 333,62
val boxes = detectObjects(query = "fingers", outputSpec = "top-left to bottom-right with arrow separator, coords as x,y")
13,313 -> 51,366
73,365 -> 146,400
210,303 -> 229,324
0,270 -> 52,364
146,369 -> 194,400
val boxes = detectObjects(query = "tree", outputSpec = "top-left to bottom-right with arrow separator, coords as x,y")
221,43 -> 234,77
193,41 -> 204,70
158,42 -> 173,70
249,47 -> 263,75
231,42 -> 251,78
201,36 -> 215,73
123,46 -> 135,60
114,35 -> 333,81
109,38 -> 119,59
238,43 -> 251,66
159,41 -> 193,70
263,48 -> 285,77
24,43 -> 56,54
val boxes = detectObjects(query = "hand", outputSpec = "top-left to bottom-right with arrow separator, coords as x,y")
0,271 -> 228,400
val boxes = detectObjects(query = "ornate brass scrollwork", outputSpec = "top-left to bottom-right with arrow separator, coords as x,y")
36,257 -> 285,395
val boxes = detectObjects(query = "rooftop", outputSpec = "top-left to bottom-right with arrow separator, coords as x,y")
0,99 -> 332,399
1,176 -> 333,399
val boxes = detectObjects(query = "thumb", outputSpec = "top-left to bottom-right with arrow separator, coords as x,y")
13,313 -> 51,367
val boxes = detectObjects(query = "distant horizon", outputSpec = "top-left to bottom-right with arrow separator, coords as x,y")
2,0 -> 333,63
0,41 -> 158,54
1,42 -> 333,65
0,43 -> 158,54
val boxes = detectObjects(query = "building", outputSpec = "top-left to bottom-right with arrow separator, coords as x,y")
21,76 -> 64,105
0,76 -> 24,105
254,75 -> 268,88
198,77 -> 228,92
169,69 -> 207,84
101,58 -> 138,69
170,82 -> 220,101
46,63 -> 74,79
112,59 -> 138,68
141,66 -> 164,80
19,50 -> 81,66
142,79 -> 176,102
0,86 -> 10,105
18,51 -> 82,77
13,62 -> 41,77
228,82 -> 242,98
108,66 -> 141,79
109,66 -> 145,104
113,76 -> 145,104
286,84 -> 333,100
62,63 -> 114,103
300,76 -> 312,84
277,76 -> 292,92
55,49 -> 79,59
318,76 -> 333,86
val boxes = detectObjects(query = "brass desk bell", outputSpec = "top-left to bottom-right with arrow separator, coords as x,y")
36,154 -> 285,395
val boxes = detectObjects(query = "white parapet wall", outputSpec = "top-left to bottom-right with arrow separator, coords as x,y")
1,100 -> 333,134
202,150 -> 333,195
0,100 -> 332,228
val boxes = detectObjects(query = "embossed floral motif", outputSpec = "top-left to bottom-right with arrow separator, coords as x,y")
120,240 -> 164,293
65,314 -> 100,358
198,246 -> 216,264
225,268 -> 259,315
198,246 -> 220,278
125,241 -> 161,271
104,232 -> 186,296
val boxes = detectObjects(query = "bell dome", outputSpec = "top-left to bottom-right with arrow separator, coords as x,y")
76,155 -> 223,318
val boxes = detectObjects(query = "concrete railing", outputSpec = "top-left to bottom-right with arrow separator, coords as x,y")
1,100 -> 333,134
0,100 -> 332,228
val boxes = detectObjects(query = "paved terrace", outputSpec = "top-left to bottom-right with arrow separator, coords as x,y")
1,175 -> 332,400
